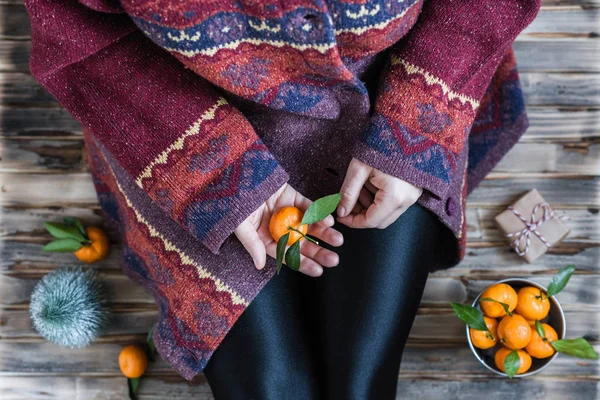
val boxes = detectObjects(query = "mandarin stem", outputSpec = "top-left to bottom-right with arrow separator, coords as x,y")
288,226 -> 319,245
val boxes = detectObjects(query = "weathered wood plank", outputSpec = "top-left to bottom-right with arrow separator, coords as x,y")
2,139 -> 597,174
3,0 -> 598,8
409,309 -> 599,341
520,73 -> 600,106
3,71 -> 599,107
514,40 -> 600,72
521,9 -> 600,38
3,39 -> 599,74
0,308 -> 157,338
0,173 -> 97,206
0,341 -> 597,377
0,106 -> 81,137
521,107 -> 599,142
0,73 -> 56,105
493,142 -> 600,174
0,274 -> 153,306
445,245 -> 600,276
395,380 -> 600,400
467,207 -> 599,243
1,276 -> 597,336
468,177 -> 600,208
1,297 -> 597,341
1,236 -> 597,276
0,206 -> 104,237
2,106 -> 597,142
0,376 -> 129,400
1,173 -> 597,208
0,138 -> 84,172
4,4 -> 600,40
3,374 -> 597,400
0,241 -> 122,272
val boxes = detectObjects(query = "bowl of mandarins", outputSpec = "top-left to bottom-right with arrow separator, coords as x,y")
452,266 -> 598,378
468,278 -> 565,377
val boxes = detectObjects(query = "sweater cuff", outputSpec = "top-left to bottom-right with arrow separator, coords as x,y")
195,161 -> 289,254
353,58 -> 479,199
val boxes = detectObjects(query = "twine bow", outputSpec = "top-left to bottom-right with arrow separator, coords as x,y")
505,202 -> 561,256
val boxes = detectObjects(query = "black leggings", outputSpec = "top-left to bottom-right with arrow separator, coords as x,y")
204,204 -> 449,400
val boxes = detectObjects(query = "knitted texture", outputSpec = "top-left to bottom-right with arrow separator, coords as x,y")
25,0 -> 541,379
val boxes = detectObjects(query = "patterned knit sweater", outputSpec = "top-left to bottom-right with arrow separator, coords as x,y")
25,0 -> 541,379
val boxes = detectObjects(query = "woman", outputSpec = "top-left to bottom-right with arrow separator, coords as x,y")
25,0 -> 540,398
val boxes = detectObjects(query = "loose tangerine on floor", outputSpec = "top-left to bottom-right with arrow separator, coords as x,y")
119,345 -> 148,378
74,226 -> 110,263
495,347 -> 532,375
269,206 -> 308,245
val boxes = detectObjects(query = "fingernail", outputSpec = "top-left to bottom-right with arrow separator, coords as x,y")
338,206 -> 346,217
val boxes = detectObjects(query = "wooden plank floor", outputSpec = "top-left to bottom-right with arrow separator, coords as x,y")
1,1 -> 599,399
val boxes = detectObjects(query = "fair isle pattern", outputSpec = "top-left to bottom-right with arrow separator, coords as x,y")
135,97 -> 228,187
163,38 -> 337,57
25,0 -> 537,381
120,0 -> 424,116
331,0 -> 421,35
84,131 -> 257,379
391,57 -> 480,109
355,56 -> 479,196
114,169 -> 249,306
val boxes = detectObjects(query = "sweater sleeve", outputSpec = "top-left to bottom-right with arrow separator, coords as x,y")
353,0 -> 541,199
25,0 -> 289,254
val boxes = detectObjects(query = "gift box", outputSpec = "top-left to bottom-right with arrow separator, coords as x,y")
494,189 -> 570,263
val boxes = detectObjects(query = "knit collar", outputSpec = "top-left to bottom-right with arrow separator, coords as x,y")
119,0 -> 423,118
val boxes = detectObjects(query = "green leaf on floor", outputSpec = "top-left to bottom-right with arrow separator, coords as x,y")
42,238 -> 83,252
44,221 -> 86,242
547,265 -> 575,297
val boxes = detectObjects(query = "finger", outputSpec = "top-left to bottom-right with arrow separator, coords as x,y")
377,206 -> 406,229
350,202 -> 364,215
300,240 -> 339,267
365,180 -> 378,195
298,255 -> 324,277
234,220 -> 267,269
265,242 -> 323,277
338,159 -> 371,218
307,224 -> 344,247
337,191 -> 394,229
358,187 -> 374,209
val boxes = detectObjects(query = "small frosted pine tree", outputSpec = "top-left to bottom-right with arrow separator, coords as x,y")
30,267 -> 110,348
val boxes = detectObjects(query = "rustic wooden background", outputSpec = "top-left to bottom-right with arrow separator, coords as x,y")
1,1 -> 599,399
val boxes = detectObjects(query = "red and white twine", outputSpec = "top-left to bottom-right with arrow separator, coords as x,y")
505,202 -> 562,256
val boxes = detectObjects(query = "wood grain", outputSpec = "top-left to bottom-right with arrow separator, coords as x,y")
2,107 -> 597,141
0,3 -> 598,398
1,173 -> 597,207
2,40 -> 599,74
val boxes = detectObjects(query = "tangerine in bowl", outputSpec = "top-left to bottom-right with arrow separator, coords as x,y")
466,278 -> 566,378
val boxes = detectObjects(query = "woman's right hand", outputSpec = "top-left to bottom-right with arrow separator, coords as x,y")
234,184 -> 343,277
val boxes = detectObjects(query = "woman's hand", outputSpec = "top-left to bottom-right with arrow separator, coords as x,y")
337,158 -> 423,229
234,184 -> 343,277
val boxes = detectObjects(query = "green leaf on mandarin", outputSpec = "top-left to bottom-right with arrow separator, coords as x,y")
301,193 -> 341,225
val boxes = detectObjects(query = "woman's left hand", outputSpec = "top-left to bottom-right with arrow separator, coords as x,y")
336,158 -> 423,229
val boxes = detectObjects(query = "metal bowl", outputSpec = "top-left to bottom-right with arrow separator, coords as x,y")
466,278 -> 566,377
